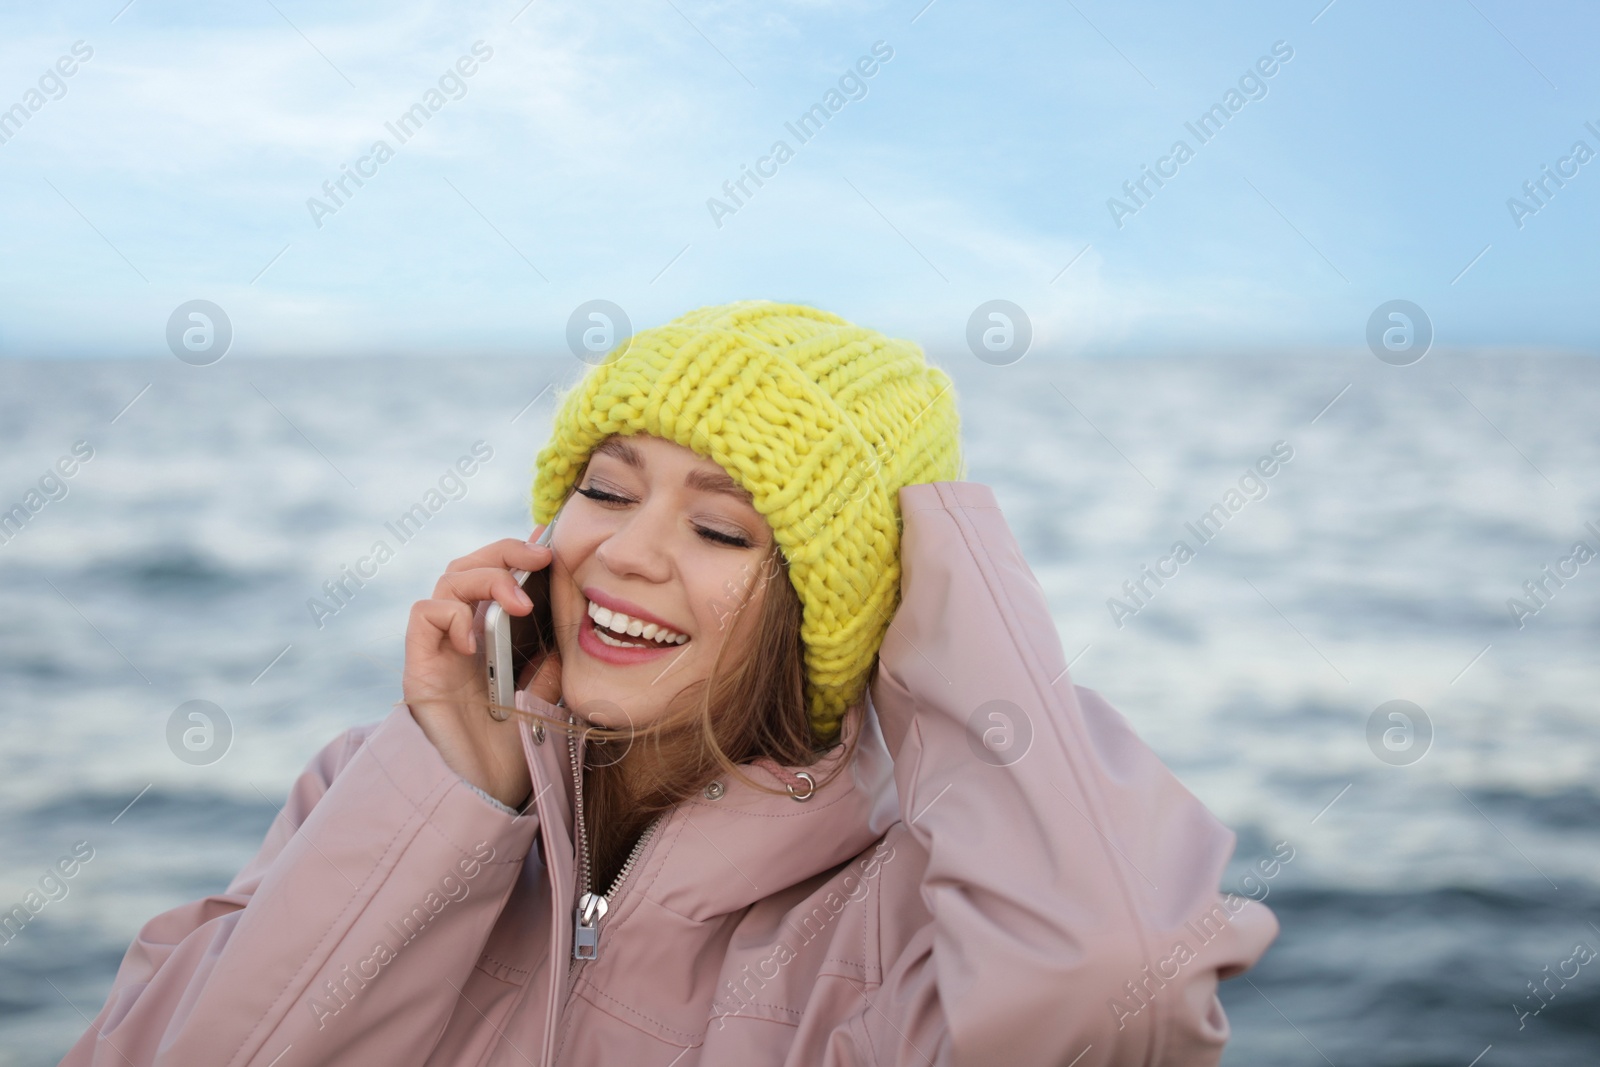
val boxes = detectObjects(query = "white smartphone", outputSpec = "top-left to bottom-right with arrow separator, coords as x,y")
484,501 -> 563,720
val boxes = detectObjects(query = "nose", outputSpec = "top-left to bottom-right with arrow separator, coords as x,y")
592,499 -> 675,581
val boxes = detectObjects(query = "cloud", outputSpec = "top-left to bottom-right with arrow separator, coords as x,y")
2,0 -> 1594,355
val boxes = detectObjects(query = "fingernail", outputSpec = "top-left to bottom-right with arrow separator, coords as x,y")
515,589 -> 533,608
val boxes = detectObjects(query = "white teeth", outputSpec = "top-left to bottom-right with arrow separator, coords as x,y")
586,598 -> 688,645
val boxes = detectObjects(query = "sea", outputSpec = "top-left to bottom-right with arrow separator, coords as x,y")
1,350 -> 1596,1065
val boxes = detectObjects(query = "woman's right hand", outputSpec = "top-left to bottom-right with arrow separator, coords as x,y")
402,534 -> 562,810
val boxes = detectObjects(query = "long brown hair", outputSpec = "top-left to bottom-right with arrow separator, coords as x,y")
500,455 -> 868,891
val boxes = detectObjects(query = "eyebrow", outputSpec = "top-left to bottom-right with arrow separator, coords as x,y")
593,437 -> 755,505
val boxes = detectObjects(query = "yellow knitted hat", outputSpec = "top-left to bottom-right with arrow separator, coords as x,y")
530,300 -> 963,742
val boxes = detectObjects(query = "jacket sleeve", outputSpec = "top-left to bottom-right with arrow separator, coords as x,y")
58,703 -> 542,1067
858,481 -> 1279,1067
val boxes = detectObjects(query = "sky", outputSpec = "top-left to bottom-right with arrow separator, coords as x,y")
0,0 -> 1595,359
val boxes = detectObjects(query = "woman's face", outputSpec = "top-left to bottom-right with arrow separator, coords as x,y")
546,432 -> 780,731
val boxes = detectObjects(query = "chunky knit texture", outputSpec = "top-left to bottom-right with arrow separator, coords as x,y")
530,300 -> 963,741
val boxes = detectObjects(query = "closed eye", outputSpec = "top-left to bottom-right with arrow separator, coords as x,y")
575,485 -> 754,548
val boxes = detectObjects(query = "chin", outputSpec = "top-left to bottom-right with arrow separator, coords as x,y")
564,677 -> 637,725
568,678 -> 682,733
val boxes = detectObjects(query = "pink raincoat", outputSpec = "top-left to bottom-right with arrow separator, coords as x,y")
61,481 -> 1278,1066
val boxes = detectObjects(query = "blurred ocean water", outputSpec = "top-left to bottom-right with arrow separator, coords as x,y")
0,351 -> 1597,1065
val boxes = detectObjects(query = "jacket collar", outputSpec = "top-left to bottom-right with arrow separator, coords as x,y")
635,697 -> 899,922
518,690 -> 899,922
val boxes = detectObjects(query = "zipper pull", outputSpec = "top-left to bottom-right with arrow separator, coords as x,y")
572,891 -> 608,961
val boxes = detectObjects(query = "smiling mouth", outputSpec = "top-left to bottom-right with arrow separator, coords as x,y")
585,597 -> 690,649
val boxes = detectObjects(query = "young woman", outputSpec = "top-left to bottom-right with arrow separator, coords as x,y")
62,301 -> 1278,1066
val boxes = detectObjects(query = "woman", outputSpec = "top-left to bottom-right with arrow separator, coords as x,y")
62,301 -> 1278,1066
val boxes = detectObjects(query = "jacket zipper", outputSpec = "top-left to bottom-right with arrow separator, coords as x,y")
567,714 -> 660,962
